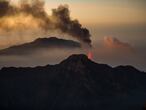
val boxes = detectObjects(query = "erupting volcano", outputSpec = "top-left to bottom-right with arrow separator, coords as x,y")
87,51 -> 93,60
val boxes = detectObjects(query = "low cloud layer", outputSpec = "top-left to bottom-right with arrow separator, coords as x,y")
0,0 -> 91,47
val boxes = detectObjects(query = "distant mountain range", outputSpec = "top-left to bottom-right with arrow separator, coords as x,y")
0,37 -> 81,55
0,54 -> 146,110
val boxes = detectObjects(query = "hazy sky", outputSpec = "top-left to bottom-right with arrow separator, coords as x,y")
44,0 -> 146,25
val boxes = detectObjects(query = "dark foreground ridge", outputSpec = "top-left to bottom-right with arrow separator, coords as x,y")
0,37 -> 81,55
0,54 -> 146,110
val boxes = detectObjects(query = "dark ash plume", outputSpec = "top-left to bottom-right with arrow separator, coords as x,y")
0,0 -> 92,46
52,5 -> 91,45
0,0 -> 10,17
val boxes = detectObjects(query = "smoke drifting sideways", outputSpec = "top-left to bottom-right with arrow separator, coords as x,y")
0,0 -> 91,47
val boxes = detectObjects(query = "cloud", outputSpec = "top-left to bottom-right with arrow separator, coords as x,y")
90,36 -> 136,68
0,0 -> 91,46
103,36 -> 134,51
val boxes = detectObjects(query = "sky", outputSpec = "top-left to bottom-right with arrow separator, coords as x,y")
0,0 -> 146,71
44,0 -> 146,25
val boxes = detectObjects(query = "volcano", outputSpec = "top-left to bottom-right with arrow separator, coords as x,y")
0,37 -> 81,55
0,54 -> 146,110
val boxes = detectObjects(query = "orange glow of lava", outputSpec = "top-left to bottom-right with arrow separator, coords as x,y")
87,52 -> 93,60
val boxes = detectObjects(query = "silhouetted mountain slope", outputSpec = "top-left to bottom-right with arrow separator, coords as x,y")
0,54 -> 146,110
0,37 -> 81,55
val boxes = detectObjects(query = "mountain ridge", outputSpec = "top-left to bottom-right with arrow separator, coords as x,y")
0,37 -> 81,55
1,54 -> 141,73
0,54 -> 146,110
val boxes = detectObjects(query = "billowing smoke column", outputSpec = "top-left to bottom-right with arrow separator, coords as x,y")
0,0 -> 91,46
52,5 -> 91,45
